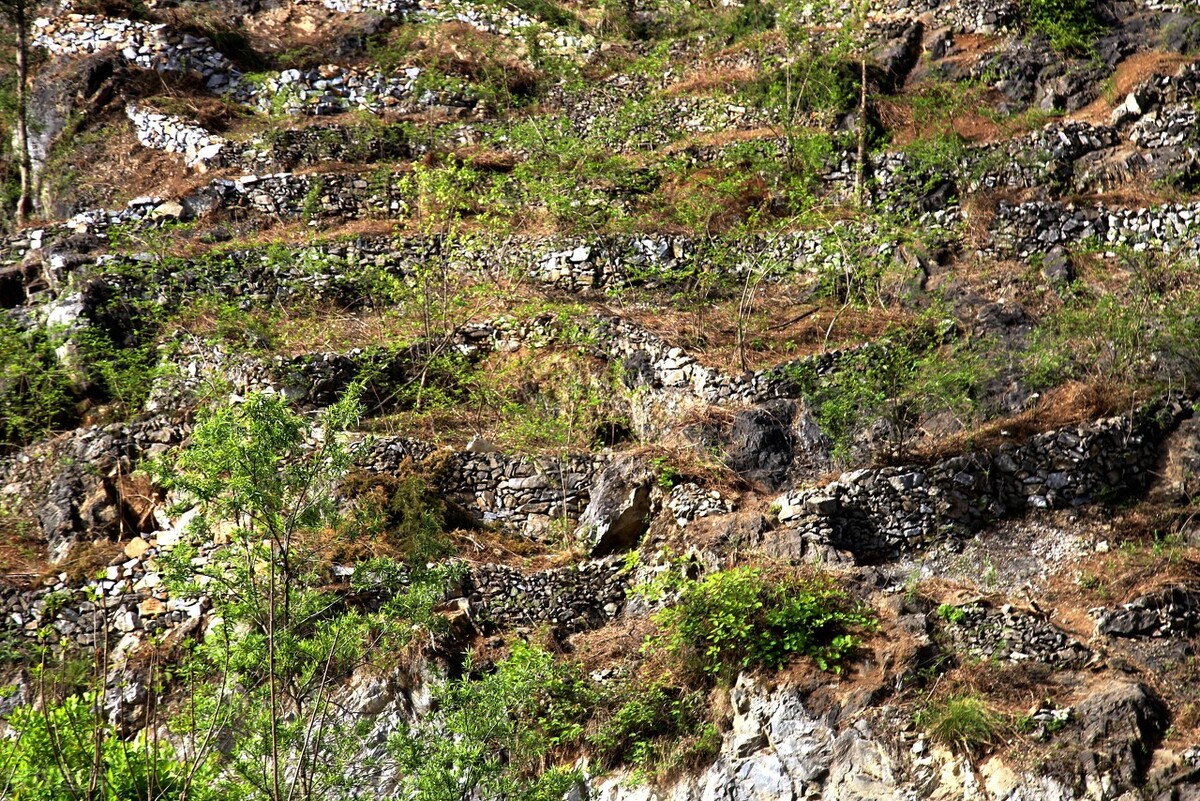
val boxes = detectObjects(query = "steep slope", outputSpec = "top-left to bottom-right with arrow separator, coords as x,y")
2,0 -> 1200,798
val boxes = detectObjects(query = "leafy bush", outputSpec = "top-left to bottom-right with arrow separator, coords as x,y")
785,325 -> 981,461
917,694 -> 1008,754
391,642 -> 594,801
1021,0 -> 1104,53
0,693 -> 215,801
0,321 -> 75,448
587,679 -> 718,771
340,469 -> 462,566
651,566 -> 875,679
1022,287 -> 1200,393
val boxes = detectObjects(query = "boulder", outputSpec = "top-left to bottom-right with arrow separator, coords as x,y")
576,455 -> 655,557
1074,682 -> 1168,793
1151,417 -> 1200,504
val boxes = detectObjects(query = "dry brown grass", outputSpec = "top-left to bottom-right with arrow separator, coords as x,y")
1072,51 -> 1196,125
619,295 -> 914,373
909,380 -> 1135,464
51,539 -> 125,586
664,65 -> 758,97
0,512 -> 48,586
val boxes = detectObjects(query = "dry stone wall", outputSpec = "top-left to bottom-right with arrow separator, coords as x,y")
363,437 -> 607,539
0,544 -> 628,656
32,14 -> 464,116
126,104 -> 227,170
467,558 -> 627,632
941,602 -> 1090,665
775,398 -> 1189,562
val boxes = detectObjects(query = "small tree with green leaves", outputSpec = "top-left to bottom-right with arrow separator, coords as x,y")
155,388 -> 457,801
390,641 -> 593,801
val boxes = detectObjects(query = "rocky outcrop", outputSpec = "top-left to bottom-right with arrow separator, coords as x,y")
577,455 -> 657,556
1096,585 -> 1200,638
0,417 -> 184,560
592,676 -> 1182,801
1074,682 -> 1169,794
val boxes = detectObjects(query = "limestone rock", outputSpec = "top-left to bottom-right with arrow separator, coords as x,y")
576,455 -> 656,557
124,536 -> 151,559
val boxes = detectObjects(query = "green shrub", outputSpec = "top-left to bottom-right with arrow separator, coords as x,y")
0,322 -> 75,448
917,694 -> 1008,754
588,679 -> 715,770
0,693 -> 216,801
651,566 -> 875,679
1021,0 -> 1104,53
391,642 -> 594,801
340,469 -> 461,566
936,603 -> 967,625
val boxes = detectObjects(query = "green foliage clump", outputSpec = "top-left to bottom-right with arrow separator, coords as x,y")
785,323 -> 981,461
0,321 -> 75,448
1021,0 -> 1104,54
1022,277 -> 1200,394
587,679 -> 719,771
391,642 -> 594,801
650,566 -> 875,679
0,692 -> 216,801
936,603 -> 968,625
917,694 -> 1009,754
340,468 -> 461,566
153,390 -> 461,799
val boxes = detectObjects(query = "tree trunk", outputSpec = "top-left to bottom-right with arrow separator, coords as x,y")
14,0 -> 33,225
855,54 -> 867,207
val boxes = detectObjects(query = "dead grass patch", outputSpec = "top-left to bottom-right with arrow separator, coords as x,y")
50,539 -> 125,586
664,65 -> 758,97
1072,51 -> 1196,125
910,380 -> 1134,463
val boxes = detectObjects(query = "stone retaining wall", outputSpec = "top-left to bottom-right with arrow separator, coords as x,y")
0,544 -> 627,653
362,437 -> 607,539
468,558 -> 627,631
775,398 -> 1190,562
126,104 -> 227,169
990,199 -> 1200,258
33,14 -> 465,116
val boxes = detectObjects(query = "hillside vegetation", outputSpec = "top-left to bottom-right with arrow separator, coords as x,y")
2,0 -> 1200,798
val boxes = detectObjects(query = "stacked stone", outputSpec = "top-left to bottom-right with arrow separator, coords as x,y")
360,436 -> 606,538
0,533 -> 207,650
126,104 -> 227,170
941,603 -> 1091,665
212,170 -> 409,219
543,77 -> 770,153
774,399 -> 1188,561
666,482 -> 734,527
990,199 -> 1200,257
33,14 -> 461,116
594,315 -> 866,405
414,0 -> 595,57
468,557 -> 628,631
230,66 -> 472,116
319,0 -> 415,13
33,15 -> 234,87
439,451 -> 606,538
941,0 -> 1020,34
229,124 -> 415,171
1129,104 -> 1200,149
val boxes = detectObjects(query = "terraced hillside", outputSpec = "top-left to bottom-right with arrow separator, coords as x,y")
3,0 -> 1200,798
